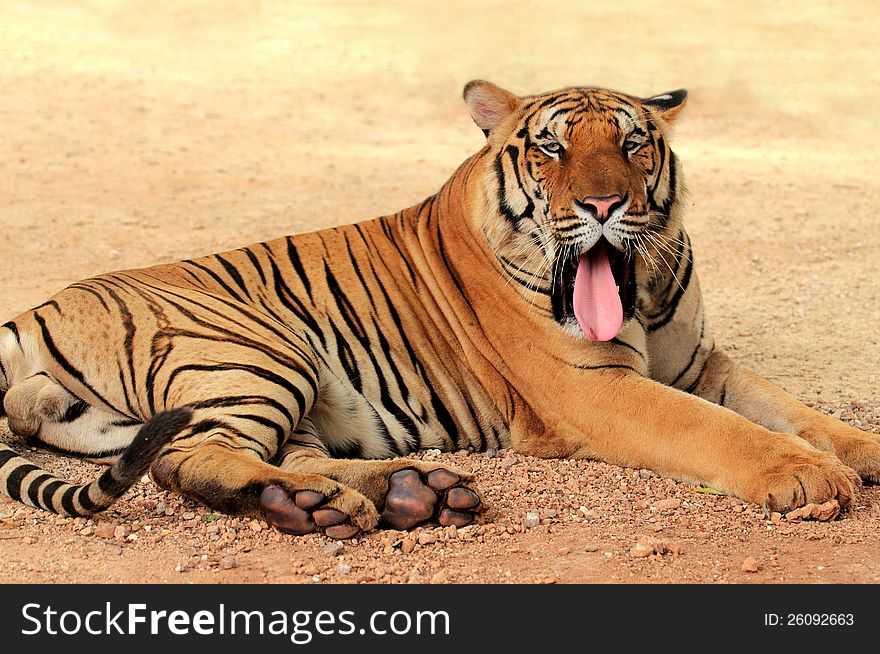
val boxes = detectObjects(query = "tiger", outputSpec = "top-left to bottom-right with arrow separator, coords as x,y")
1,80 -> 877,540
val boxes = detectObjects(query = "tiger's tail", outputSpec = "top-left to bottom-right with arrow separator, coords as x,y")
0,407 -> 192,516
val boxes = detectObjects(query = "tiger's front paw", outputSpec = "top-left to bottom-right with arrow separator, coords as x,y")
822,428 -> 880,485
741,446 -> 860,513
380,467 -> 482,530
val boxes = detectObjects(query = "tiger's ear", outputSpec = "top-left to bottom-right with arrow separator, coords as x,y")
463,80 -> 520,136
643,89 -> 688,123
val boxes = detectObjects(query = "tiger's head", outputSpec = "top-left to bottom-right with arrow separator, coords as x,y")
464,81 -> 687,342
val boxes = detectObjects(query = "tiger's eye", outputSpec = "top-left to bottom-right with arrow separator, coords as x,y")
539,142 -> 563,157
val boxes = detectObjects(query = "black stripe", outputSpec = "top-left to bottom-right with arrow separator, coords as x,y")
215,254 -> 252,300
6,463 -> 39,502
90,280 -> 141,418
60,399 -> 89,423
329,320 -> 362,394
3,321 -> 20,343
178,267 -> 211,289
611,338 -> 646,360
41,479 -> 65,511
180,418 -> 272,457
162,363 -> 312,422
671,319 -> 707,387
324,262 -> 370,345
110,418 -> 142,428
60,485 -> 78,515
260,247 -> 327,350
187,395 -> 295,429
26,473 -> 52,508
435,221 -> 474,313
573,363 -> 640,374
231,414 -> 287,451
69,283 -> 111,311
661,152 -> 679,215
31,437 -> 129,460
183,260 -> 247,303
369,316 -> 420,452
33,300 -> 61,313
646,249 -> 694,332
285,238 -> 313,299
97,468 -> 128,497
650,135 -> 666,195
684,362 -> 709,395
373,219 -> 417,286
0,448 -> 18,469
75,485 -> 99,513
242,247 -> 268,286
459,390 -> 487,452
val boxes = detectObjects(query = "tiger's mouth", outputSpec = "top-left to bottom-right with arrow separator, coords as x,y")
551,238 -> 636,340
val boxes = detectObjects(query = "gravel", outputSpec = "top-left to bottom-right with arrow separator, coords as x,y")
1,400 -> 878,584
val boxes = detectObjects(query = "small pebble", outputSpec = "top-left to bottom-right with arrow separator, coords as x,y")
579,507 -> 600,520
653,499 -> 681,511
400,537 -> 416,554
630,544 -> 653,558
338,563 -> 352,574
95,521 -> 117,539
741,557 -> 760,573
417,531 -> 437,546
220,556 -> 237,570
523,511 -> 540,529
323,541 -> 344,557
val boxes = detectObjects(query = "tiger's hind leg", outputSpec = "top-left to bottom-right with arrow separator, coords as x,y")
3,372 -> 141,461
4,372 -> 76,438
275,418 -> 483,530
148,372 -> 379,538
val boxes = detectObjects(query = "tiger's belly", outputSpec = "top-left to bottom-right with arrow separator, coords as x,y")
310,351 -> 510,459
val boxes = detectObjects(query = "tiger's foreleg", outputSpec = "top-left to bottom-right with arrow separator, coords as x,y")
691,347 -> 880,483
274,418 -> 482,530
513,371 -> 860,513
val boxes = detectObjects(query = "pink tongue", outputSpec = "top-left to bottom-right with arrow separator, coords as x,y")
572,243 -> 623,341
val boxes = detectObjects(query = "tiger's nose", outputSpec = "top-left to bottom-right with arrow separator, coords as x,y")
575,194 -> 624,223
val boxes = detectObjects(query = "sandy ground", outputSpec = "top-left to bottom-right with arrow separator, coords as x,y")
0,1 -> 878,584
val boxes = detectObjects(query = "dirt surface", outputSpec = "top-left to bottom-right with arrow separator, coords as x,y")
1,1 -> 878,584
